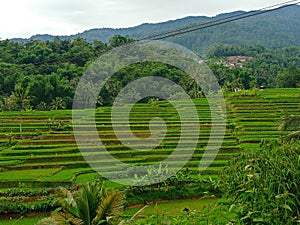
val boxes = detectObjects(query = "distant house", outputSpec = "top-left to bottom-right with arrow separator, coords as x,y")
218,56 -> 253,68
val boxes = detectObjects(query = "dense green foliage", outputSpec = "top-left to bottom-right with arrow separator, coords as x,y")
37,181 -> 124,225
209,45 -> 300,88
1,36 -> 299,110
222,140 -> 300,224
0,35 -> 207,109
0,36 -> 132,110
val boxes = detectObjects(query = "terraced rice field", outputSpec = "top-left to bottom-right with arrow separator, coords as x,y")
226,88 -> 300,150
0,88 -> 299,222
0,88 -> 298,193
0,98 -> 235,189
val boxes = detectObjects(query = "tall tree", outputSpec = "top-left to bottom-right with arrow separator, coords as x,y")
109,35 -> 134,47
7,83 -> 31,137
276,66 -> 300,88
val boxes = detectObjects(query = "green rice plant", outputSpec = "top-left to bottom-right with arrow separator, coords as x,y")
0,168 -> 62,181
0,217 -> 44,225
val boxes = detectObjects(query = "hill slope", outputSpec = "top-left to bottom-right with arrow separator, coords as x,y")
11,5 -> 300,52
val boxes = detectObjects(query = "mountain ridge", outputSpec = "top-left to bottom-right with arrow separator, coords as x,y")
11,5 -> 300,52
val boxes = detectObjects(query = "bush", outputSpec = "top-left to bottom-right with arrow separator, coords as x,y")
0,200 -> 60,215
221,140 -> 300,224
0,189 -> 49,197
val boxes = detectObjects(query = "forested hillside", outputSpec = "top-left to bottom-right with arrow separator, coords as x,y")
11,5 -> 300,52
208,45 -> 300,89
0,35 -> 299,111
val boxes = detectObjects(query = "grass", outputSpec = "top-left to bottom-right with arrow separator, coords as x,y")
0,217 -> 45,225
141,198 -> 218,217
129,197 -> 235,224
0,168 -> 62,181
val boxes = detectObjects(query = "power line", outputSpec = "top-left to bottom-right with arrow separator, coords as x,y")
145,0 -> 299,40
16,1 -> 300,68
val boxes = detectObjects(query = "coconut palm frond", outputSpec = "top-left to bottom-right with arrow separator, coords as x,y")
92,190 -> 124,225
40,181 -> 123,225
279,115 -> 300,131
76,185 -> 92,225
76,182 -> 104,225
51,211 -> 84,225
35,217 -> 59,225
283,131 -> 300,141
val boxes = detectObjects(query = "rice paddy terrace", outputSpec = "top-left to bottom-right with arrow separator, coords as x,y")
0,89 -> 300,188
0,88 -> 299,218
0,89 -> 299,187
0,100 -> 232,188
226,88 -> 300,150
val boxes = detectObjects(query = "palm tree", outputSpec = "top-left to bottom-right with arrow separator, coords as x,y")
50,97 -> 66,110
179,76 -> 201,99
8,83 -> 31,138
279,115 -> 300,140
37,181 -> 124,225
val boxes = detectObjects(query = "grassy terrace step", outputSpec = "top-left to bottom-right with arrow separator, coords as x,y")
18,140 -> 76,145
0,162 -> 227,181
10,144 -> 79,150
0,147 -> 238,160
229,104 -> 298,108
240,127 -> 281,131
234,118 -> 281,122
10,137 -> 234,146
1,157 -> 232,170
232,112 -> 298,117
0,147 -> 240,160
235,122 -> 284,128
0,148 -> 79,156
238,134 -> 282,139
0,151 -> 238,167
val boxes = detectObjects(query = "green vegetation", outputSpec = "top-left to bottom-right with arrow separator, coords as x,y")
0,36 -> 204,110
209,45 -> 300,88
0,217 -> 43,225
1,36 -> 299,111
0,28 -> 299,224
222,140 -> 300,224
125,197 -> 235,225
37,181 -> 124,225
0,88 -> 299,224
0,97 -> 235,190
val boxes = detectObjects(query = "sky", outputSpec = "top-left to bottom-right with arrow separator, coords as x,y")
0,0 -> 295,39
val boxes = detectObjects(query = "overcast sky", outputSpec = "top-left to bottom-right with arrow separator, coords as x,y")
0,0 -> 294,39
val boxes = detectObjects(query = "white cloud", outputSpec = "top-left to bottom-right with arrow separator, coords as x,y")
0,0 -> 294,39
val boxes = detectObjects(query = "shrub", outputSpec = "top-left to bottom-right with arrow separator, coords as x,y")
221,140 -> 300,224
0,200 -> 60,215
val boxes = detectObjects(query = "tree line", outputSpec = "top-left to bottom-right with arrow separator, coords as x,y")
0,35 -> 134,110
0,37 -> 299,111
